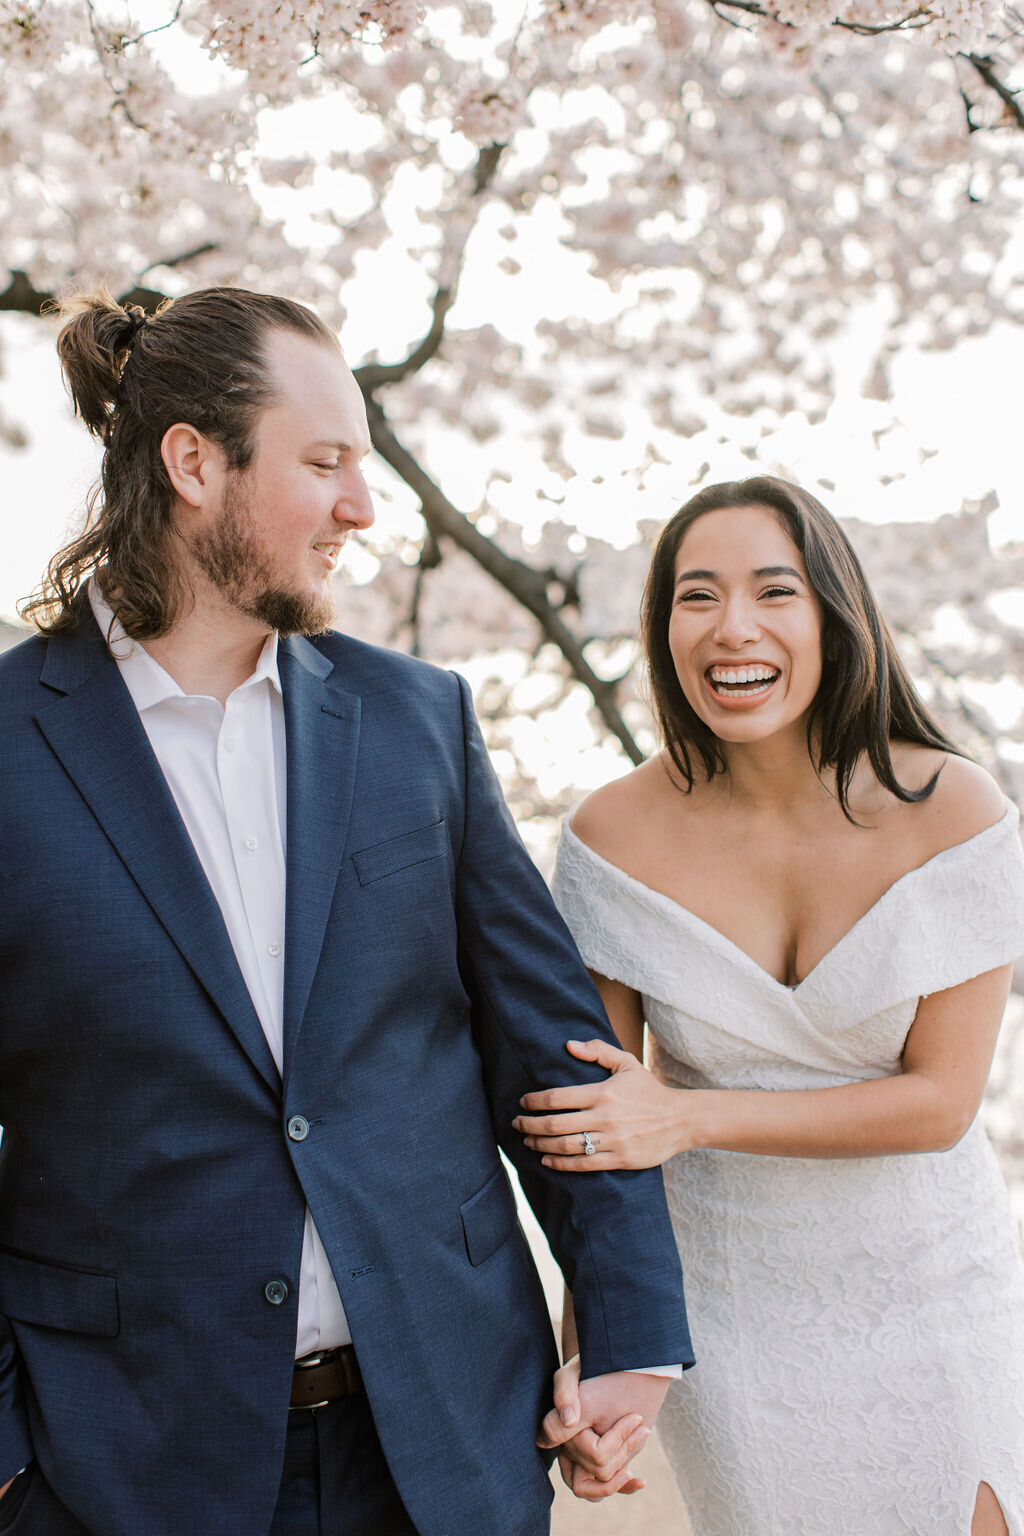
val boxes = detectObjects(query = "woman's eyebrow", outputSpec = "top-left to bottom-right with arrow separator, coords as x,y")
674,564 -> 805,586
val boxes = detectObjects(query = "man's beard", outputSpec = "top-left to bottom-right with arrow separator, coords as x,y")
190,474 -> 336,637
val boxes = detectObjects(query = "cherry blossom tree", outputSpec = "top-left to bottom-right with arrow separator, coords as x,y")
2,0 -> 1023,1212
2,0 -> 1023,758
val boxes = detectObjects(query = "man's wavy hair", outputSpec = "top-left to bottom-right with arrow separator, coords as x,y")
20,286 -> 340,639
641,475 -> 958,819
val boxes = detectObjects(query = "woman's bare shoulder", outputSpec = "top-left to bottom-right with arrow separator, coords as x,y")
570,753 -> 693,865
889,745 -> 1007,856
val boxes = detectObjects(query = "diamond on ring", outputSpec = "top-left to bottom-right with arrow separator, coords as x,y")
582,1132 -> 596,1156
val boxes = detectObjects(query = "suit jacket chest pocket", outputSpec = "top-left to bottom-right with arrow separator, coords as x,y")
351,819 -> 450,888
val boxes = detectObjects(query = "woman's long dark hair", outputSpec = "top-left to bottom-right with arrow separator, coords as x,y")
641,476 -> 958,819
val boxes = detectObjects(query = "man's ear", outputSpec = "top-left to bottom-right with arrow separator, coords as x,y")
161,423 -> 225,511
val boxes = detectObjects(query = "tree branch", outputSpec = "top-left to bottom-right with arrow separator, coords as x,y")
353,141 -> 506,389
360,393 -> 643,764
707,0 -> 1023,129
960,51 -> 1024,128
0,251 -> 218,317
0,270 -> 52,315
708,0 -> 930,32
354,284 -> 455,389
140,241 -> 219,275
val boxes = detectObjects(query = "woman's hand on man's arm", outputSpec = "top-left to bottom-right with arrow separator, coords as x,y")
517,965 -> 1015,1167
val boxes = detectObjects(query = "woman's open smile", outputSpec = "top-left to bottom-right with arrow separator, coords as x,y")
704,660 -> 782,704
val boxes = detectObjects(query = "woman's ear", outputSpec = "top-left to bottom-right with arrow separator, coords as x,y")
160,423 -> 224,511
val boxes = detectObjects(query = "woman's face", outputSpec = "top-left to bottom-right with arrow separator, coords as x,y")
668,505 -> 824,746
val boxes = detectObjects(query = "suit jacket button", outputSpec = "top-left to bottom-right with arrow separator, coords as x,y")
287,1115 -> 310,1142
264,1280 -> 289,1306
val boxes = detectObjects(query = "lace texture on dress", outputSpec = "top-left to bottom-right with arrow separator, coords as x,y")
551,805 -> 1024,1536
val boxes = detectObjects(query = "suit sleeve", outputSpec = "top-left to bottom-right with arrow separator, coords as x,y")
450,673 -> 694,1377
0,1314 -> 32,1483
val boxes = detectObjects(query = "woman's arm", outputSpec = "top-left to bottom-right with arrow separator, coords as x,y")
515,963 -> 1013,1166
587,971 -> 644,1059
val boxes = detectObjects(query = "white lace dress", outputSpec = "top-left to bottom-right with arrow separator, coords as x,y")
551,804 -> 1024,1536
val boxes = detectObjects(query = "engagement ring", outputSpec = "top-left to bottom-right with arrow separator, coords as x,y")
582,1132 -> 596,1156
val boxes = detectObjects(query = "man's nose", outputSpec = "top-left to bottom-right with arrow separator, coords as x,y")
334,469 -> 375,531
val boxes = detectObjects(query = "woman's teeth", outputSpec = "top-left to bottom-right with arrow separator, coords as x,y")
708,666 -> 779,697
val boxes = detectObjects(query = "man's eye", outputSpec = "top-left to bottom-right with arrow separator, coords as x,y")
313,461 -> 339,471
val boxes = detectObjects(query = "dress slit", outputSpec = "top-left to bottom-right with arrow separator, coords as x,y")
971,1480 -> 1010,1536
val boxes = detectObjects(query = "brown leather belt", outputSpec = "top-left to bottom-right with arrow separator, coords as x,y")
290,1345 -> 363,1409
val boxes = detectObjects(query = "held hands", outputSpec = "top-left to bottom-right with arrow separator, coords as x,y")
539,1357 -> 670,1500
514,1039 -> 699,1170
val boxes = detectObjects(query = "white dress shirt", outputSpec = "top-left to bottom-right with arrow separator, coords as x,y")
89,581 -> 350,1357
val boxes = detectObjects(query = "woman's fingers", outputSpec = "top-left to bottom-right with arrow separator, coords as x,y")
519,1083 -> 597,1113
589,1419 -> 651,1478
546,1416 -> 649,1478
563,1458 -> 646,1501
566,1038 -> 629,1070
542,1153 -> 618,1171
515,1109 -> 598,1137
523,1128 -> 606,1150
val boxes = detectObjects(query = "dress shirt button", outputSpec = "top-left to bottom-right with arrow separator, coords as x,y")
267,942 -> 282,957
223,737 -> 236,753
287,1115 -> 310,1142
245,836 -> 260,851
263,1279 -> 289,1306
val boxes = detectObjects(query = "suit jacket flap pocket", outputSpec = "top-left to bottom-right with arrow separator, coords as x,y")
352,820 -> 448,886
460,1167 -> 517,1267
0,1249 -> 119,1336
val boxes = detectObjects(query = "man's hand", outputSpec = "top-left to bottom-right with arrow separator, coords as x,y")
0,1475 -> 17,1501
538,1357 -> 669,1501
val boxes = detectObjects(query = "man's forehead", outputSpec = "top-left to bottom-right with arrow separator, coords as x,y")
263,332 -> 369,445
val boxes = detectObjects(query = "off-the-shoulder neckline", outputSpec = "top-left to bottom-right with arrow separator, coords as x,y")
561,802 -> 1017,994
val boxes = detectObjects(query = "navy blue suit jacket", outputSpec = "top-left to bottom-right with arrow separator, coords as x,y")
0,612 -> 692,1536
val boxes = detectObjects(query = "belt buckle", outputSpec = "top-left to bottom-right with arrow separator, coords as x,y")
294,1352 -> 325,1370
290,1347 -> 338,1412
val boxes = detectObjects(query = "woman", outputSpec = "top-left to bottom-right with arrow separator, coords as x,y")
515,478 -> 1024,1534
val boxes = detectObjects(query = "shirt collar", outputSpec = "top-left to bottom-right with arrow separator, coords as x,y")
88,576 -> 282,710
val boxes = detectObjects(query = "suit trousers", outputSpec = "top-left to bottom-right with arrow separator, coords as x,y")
0,1394 -> 418,1536
269,1393 -> 419,1536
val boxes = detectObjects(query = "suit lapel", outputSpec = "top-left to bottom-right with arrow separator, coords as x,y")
35,620 -> 281,1093
278,636 -> 361,1078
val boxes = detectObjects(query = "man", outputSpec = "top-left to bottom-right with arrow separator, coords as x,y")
0,287 -> 692,1535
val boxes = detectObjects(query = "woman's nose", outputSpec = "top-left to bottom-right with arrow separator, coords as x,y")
713,598 -> 760,648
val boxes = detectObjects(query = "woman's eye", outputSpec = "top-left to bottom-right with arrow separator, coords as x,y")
760,585 -> 795,599
677,589 -> 715,604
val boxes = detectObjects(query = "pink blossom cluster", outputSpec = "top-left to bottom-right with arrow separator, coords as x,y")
455,79 -> 528,145
0,0 -> 1019,478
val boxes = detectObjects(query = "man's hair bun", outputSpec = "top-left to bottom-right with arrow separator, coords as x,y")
56,290 -> 151,442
